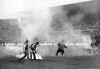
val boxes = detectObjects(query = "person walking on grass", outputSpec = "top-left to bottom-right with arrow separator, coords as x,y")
18,39 -> 29,62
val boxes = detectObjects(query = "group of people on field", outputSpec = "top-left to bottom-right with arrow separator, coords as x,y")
18,39 -> 67,62
18,39 -> 40,62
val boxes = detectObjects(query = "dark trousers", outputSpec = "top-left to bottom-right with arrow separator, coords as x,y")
30,51 -> 36,60
56,49 -> 64,56
18,52 -> 29,62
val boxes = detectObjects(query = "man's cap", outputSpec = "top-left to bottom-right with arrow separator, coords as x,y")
36,42 -> 39,44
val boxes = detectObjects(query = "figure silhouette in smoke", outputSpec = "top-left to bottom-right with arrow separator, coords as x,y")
30,41 -> 40,60
56,40 -> 67,56
18,38 -> 29,62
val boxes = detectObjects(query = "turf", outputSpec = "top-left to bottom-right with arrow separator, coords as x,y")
0,56 -> 100,69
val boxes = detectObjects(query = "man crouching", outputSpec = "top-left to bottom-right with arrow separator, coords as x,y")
56,40 -> 67,56
30,42 -> 40,60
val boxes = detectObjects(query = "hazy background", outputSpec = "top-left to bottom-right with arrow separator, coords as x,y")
1,0 -> 100,57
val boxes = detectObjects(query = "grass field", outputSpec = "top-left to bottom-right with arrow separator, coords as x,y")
0,55 -> 100,69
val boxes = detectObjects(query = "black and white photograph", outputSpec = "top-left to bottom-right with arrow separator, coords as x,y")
1,0 -> 100,69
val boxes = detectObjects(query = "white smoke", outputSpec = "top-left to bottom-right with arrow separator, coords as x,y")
0,44 -> 23,58
15,6 -> 93,57
17,9 -> 52,42
0,1 -> 96,58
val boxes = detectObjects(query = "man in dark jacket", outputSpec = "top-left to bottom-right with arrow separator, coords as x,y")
56,40 -> 67,56
18,39 -> 29,62
30,42 -> 39,60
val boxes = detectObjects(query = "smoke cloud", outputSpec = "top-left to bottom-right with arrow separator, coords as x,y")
15,4 -> 93,57
1,0 -> 99,58
17,9 -> 52,43
35,6 -> 93,57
